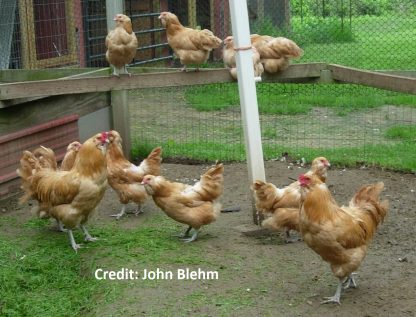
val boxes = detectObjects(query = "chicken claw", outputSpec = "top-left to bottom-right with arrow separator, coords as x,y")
134,204 -> 144,215
81,225 -> 99,242
176,226 -> 192,238
321,280 -> 342,305
343,273 -> 358,289
181,229 -> 199,243
68,229 -> 83,252
57,219 -> 67,232
110,205 -> 126,220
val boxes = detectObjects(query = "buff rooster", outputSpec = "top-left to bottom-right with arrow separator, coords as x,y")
252,157 -> 330,242
250,34 -> 303,73
141,163 -> 224,242
159,11 -> 222,71
105,14 -> 138,76
223,35 -> 264,80
106,130 -> 162,220
298,173 -> 388,304
17,132 -> 110,251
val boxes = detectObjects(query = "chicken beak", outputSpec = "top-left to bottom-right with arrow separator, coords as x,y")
113,16 -> 118,21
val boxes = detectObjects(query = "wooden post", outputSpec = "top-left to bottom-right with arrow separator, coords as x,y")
111,90 -> 131,159
106,0 -> 131,159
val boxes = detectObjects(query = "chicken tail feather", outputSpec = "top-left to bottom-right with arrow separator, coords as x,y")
351,182 -> 389,236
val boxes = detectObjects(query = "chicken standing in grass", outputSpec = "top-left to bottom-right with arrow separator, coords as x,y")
105,14 -> 138,76
17,132 -> 110,251
298,173 -> 388,304
141,163 -> 224,242
106,130 -> 162,220
159,11 -> 222,71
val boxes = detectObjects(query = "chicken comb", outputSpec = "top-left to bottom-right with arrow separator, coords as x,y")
100,131 -> 109,143
298,174 -> 308,185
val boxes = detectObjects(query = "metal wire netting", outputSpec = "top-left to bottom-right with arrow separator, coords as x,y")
129,83 -> 416,169
1,0 -> 415,169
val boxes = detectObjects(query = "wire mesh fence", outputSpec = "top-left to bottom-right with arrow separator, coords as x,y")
1,0 -> 415,170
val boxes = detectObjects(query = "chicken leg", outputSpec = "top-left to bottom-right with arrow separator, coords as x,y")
181,229 -> 199,243
110,204 -> 126,220
81,225 -> 98,242
57,219 -> 67,232
321,279 -> 343,305
67,229 -> 82,252
134,203 -> 144,215
343,273 -> 358,289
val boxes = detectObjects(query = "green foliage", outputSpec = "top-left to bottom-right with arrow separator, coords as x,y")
292,17 -> 355,44
290,0 -> 414,17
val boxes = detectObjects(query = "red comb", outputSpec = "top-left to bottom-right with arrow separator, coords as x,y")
100,131 -> 109,142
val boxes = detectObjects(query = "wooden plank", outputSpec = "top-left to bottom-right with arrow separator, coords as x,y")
0,92 -> 109,135
0,68 -> 109,82
0,64 -> 329,101
261,63 -> 326,82
111,90 -> 131,159
0,69 -> 234,100
329,64 -> 416,95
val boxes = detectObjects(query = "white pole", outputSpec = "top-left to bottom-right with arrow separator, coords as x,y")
106,0 -> 124,32
228,0 -> 266,184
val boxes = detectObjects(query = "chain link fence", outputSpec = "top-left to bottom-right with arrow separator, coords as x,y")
1,0 -> 415,170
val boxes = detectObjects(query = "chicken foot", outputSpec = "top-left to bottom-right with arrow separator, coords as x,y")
176,226 -> 192,238
284,230 -> 302,243
67,229 -> 82,252
343,273 -> 358,289
181,229 -> 199,243
80,225 -> 99,242
321,279 -> 342,305
57,219 -> 67,232
134,204 -> 144,215
110,205 -> 127,220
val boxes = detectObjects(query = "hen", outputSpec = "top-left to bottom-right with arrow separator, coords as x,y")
159,11 -> 222,71
223,35 -> 264,80
141,163 -> 224,242
105,14 -> 138,76
106,130 -> 162,219
298,173 -> 388,304
250,34 -> 303,73
60,141 -> 81,171
252,157 -> 330,242
17,132 -> 110,251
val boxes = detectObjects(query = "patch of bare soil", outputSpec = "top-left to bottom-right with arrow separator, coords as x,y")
1,161 -> 415,316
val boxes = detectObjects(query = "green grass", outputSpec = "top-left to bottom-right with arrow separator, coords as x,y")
385,125 -> 416,141
0,215 -> 210,317
184,83 -> 416,116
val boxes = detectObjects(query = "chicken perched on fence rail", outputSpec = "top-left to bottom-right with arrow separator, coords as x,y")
106,130 -> 162,220
251,34 -> 303,73
159,11 -> 222,71
252,157 -> 330,242
223,35 -> 264,80
142,163 -> 224,242
17,132 -> 110,252
298,173 -> 388,304
105,14 -> 138,76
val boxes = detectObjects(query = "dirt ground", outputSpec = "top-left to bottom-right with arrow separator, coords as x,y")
2,160 -> 416,316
